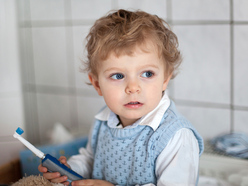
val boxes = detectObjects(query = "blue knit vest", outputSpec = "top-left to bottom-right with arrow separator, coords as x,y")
91,101 -> 204,185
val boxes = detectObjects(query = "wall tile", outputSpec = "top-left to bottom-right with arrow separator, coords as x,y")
32,27 -> 69,87
16,0 -> 31,22
72,26 -> 92,90
29,0 -> 65,21
0,49 -> 21,92
0,96 -> 24,136
0,47 -> 21,93
234,110 -> 248,133
77,96 -> 106,136
234,25 -> 248,107
0,0 -> 21,93
19,28 -> 35,85
176,105 -> 231,140
71,0 -> 112,20
36,93 -> 72,143
173,25 -> 230,104
172,0 -> 229,21
233,0 -> 248,21
117,0 -> 167,19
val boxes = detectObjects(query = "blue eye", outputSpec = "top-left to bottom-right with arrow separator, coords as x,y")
111,73 -> 124,80
141,71 -> 154,78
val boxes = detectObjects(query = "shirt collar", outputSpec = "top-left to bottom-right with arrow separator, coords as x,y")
95,92 -> 170,131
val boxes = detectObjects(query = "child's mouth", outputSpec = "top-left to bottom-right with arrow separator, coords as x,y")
124,102 -> 143,108
128,102 -> 140,105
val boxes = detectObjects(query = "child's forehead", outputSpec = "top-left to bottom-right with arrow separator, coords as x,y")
94,38 -> 164,75
102,44 -> 164,70
110,39 -> 160,58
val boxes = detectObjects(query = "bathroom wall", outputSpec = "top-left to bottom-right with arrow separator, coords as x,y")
1,0 -> 248,166
0,0 -> 25,166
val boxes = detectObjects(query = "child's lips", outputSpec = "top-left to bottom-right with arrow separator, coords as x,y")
124,101 -> 143,108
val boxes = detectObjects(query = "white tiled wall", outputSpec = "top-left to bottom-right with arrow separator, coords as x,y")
36,93 -> 72,142
171,0 -> 230,21
32,27 -> 69,87
173,25 -> 231,104
71,0 -> 112,20
234,25 -> 248,107
72,25 -> 92,89
29,0 -> 65,21
233,0 -> 248,21
234,110 -> 248,133
0,0 -> 25,166
77,96 -> 106,136
117,0 -> 167,19
177,106 -> 231,139
1,0 -> 248,166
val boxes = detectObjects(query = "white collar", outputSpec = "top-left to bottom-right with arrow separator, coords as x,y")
95,92 -> 171,131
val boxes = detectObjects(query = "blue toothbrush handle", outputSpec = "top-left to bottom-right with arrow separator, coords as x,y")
42,154 -> 83,182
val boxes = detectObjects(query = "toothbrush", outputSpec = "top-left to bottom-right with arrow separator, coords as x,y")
13,127 -> 83,182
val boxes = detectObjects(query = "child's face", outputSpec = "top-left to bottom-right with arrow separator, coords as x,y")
89,45 -> 170,127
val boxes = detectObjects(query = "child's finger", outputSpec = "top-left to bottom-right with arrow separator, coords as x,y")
43,172 -> 61,180
38,164 -> 47,173
58,156 -> 67,163
50,175 -> 68,184
72,179 -> 114,186
62,181 -> 70,186
58,156 -> 71,168
72,179 -> 95,186
71,180 -> 87,186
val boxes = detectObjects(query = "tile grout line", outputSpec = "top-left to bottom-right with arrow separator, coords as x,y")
65,0 -> 79,130
17,0 -> 41,144
19,20 -> 248,28
230,0 -> 234,132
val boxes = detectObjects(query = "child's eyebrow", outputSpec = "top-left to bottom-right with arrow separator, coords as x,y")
139,64 -> 160,70
103,64 -> 160,74
103,67 -> 122,74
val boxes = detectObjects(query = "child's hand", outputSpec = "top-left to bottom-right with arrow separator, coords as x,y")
72,179 -> 114,186
38,156 -> 71,186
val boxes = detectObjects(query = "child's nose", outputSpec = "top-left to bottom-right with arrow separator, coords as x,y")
125,80 -> 141,94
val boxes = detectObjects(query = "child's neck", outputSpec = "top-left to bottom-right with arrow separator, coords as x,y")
117,115 -> 140,128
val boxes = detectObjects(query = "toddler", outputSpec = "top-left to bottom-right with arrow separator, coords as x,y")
39,9 -> 204,186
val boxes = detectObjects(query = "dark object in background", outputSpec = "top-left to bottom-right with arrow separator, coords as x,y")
0,159 -> 21,185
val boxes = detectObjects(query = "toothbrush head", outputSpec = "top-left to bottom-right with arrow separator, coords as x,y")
16,127 -> 24,135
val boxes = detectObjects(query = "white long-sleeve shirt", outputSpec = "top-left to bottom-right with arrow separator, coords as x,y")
68,93 -> 200,186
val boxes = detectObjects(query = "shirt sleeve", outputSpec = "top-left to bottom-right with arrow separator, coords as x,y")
155,128 -> 200,186
67,129 -> 94,178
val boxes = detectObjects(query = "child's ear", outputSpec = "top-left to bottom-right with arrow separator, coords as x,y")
162,73 -> 172,91
88,73 -> 103,96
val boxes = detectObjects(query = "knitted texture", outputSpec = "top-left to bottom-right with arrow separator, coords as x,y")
91,101 -> 204,185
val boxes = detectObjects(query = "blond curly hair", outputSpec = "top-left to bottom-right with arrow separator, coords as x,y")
84,9 -> 182,80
